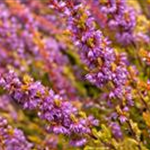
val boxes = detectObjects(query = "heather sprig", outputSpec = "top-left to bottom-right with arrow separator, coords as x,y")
0,70 -> 98,146
55,1 -> 134,122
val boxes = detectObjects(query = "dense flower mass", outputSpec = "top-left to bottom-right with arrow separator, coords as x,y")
98,0 -> 137,45
66,3 -> 128,88
0,0 -> 150,149
0,0 -> 77,99
0,116 -> 32,150
88,0 -> 150,45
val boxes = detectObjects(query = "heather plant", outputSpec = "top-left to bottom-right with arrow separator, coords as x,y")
0,0 -> 150,150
